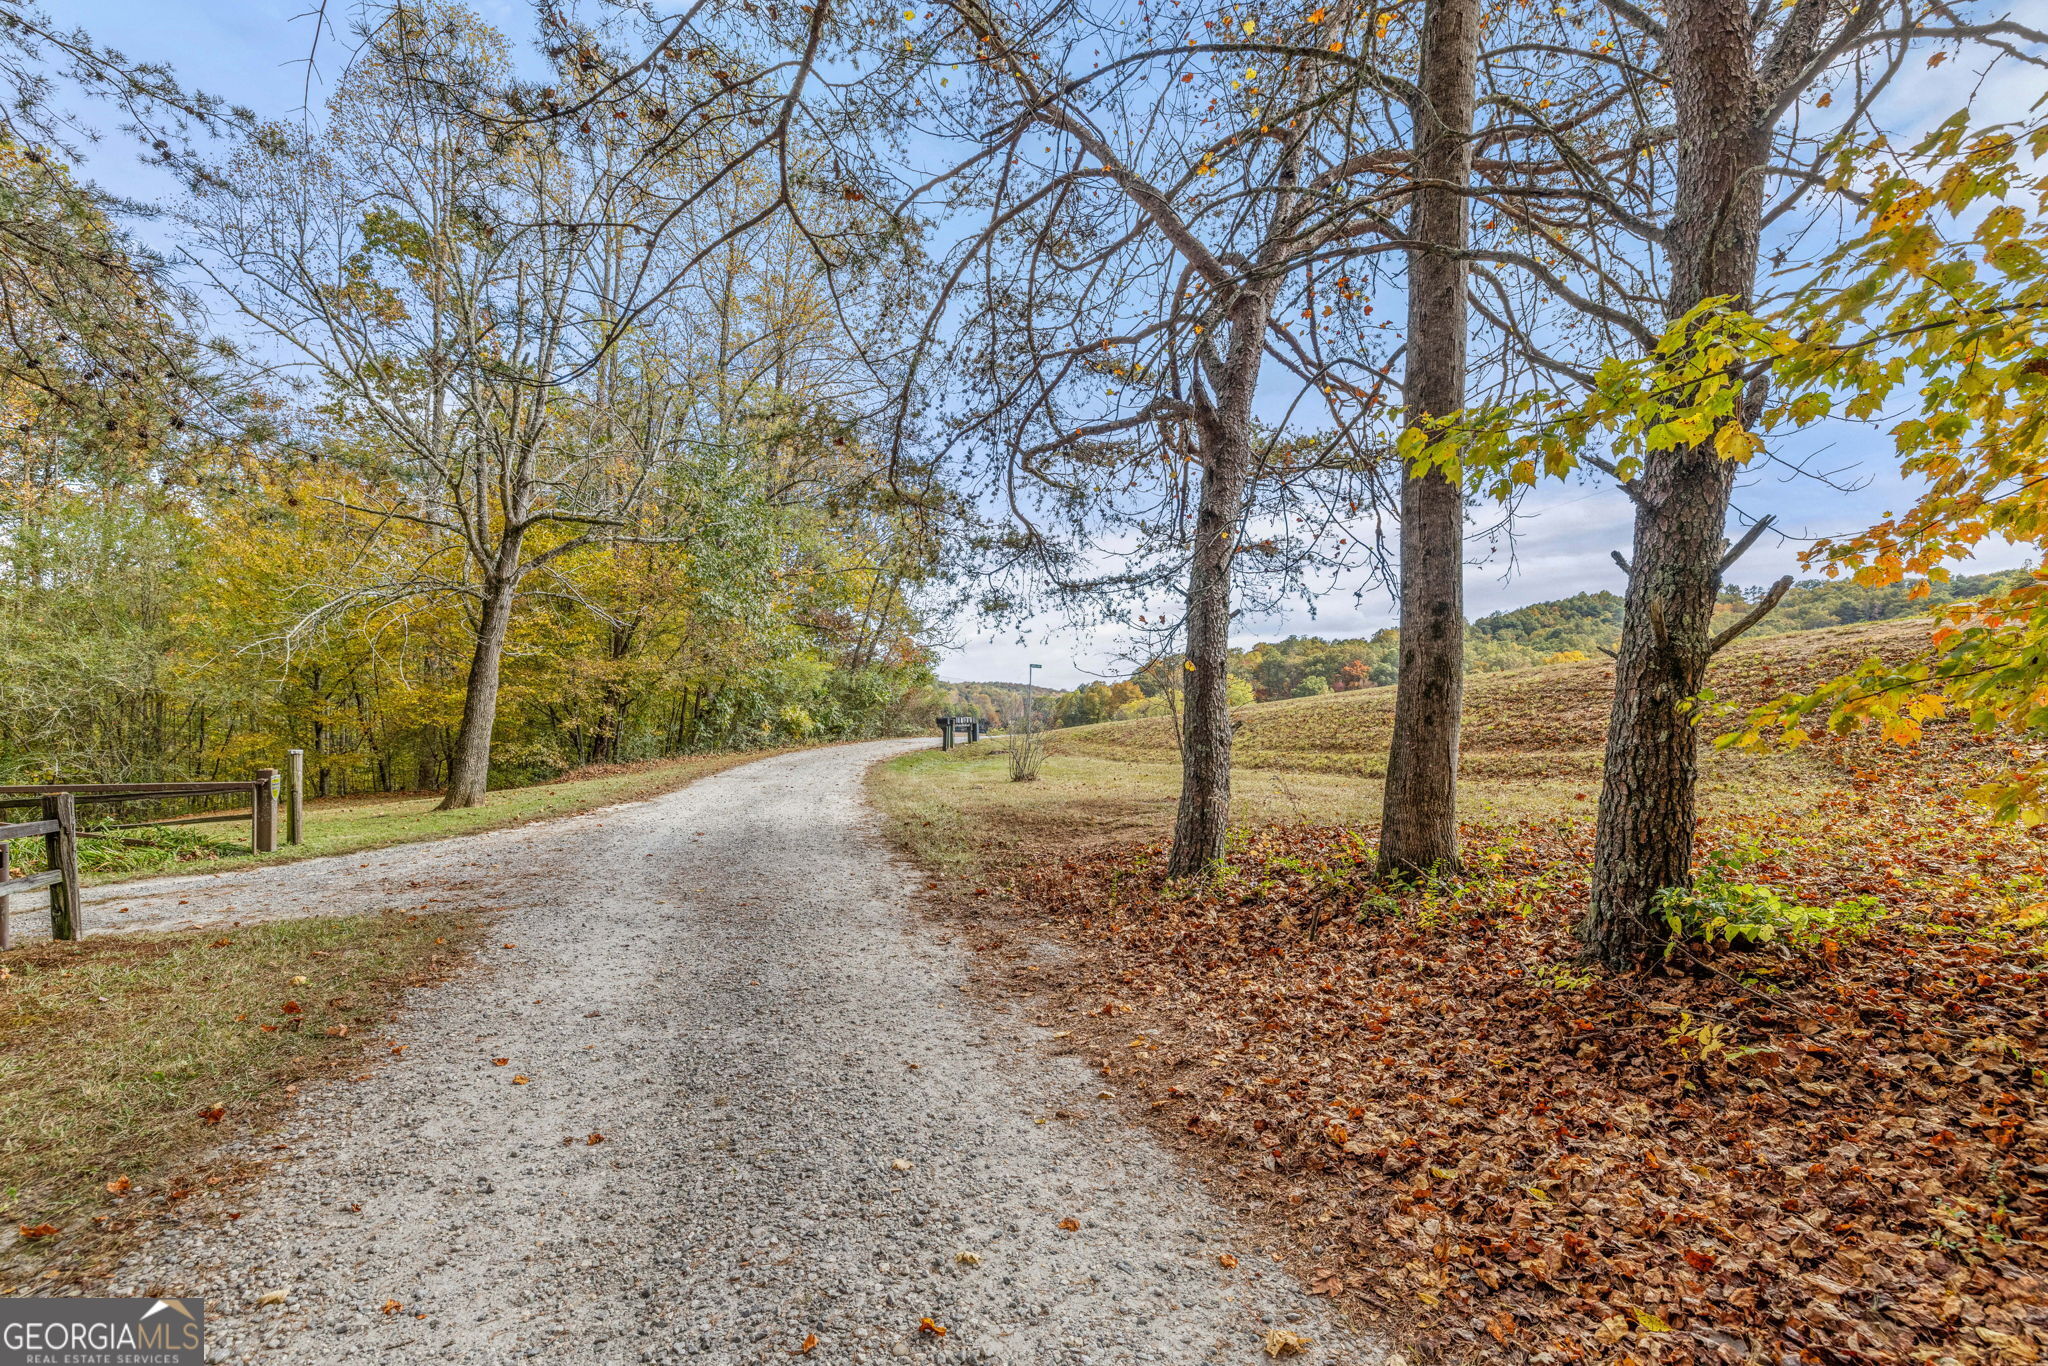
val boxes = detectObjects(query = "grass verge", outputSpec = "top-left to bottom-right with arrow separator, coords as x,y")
80,749 -> 794,885
0,911 -> 480,1288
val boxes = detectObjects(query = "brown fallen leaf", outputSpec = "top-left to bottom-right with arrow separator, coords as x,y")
1057,1217 -> 1080,1231
105,1175 -> 130,1194
254,1290 -> 287,1307
279,1000 -> 302,1015
199,1104 -> 227,1125
1263,1329 -> 1312,1359
1976,1329 -> 2040,1362
586,1133 -> 604,1145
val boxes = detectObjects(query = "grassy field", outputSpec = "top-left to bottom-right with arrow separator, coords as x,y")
78,749 -> 793,885
0,911 -> 479,1287
878,619 -> 1939,869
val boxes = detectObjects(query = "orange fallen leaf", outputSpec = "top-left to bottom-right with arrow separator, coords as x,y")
1057,1217 -> 1080,1231
512,1075 -> 530,1085
380,1300 -> 402,1315
918,1317 -> 946,1337
586,1133 -> 604,1145
199,1105 -> 226,1125
17,1224 -> 58,1240
1218,1253 -> 1238,1268
793,1334 -> 818,1356
279,1000 -> 302,1014
105,1176 -> 130,1194
492,1058 -> 509,1066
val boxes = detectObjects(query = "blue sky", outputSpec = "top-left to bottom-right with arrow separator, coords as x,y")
59,2 -> 2041,688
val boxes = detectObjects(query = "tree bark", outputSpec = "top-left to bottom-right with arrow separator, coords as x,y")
1166,415 -> 1251,877
439,569 -> 519,810
1582,0 -> 1768,967
1378,0 -> 1477,879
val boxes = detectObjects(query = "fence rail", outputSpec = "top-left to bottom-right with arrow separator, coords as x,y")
0,794 -> 80,948
0,757 -> 307,947
0,769 -> 289,857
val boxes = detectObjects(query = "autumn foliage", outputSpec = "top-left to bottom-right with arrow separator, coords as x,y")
960,678 -> 2048,1362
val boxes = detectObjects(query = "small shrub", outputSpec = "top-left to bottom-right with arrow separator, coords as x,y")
1007,728 -> 1045,783
1658,871 -> 1881,955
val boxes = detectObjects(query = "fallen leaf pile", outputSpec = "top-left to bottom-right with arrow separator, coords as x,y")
998,755 -> 2047,1364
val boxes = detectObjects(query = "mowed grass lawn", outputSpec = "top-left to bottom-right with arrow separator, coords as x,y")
0,912 -> 480,1287
80,749 -> 793,885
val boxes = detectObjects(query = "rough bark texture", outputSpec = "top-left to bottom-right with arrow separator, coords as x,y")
1166,440 -> 1248,876
1165,288 -> 1268,878
1378,0 -> 1477,879
439,564 -> 520,811
1582,0 -> 1768,967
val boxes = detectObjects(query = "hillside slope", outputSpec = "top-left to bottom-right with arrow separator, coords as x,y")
1050,617 -> 1959,803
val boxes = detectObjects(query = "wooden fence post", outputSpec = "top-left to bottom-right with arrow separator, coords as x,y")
937,716 -> 953,751
42,793 -> 80,941
286,750 -> 304,846
253,769 -> 278,854
0,841 -> 10,951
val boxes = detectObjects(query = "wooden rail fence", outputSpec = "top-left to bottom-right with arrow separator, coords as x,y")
0,794 -> 80,948
0,755 -> 307,945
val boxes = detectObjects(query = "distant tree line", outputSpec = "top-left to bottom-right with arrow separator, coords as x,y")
1009,573 -> 2028,728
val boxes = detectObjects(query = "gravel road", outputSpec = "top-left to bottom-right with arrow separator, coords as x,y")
89,740 -> 1386,1366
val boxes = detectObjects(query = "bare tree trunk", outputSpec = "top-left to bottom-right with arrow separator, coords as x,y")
1166,416 -> 1251,877
1378,0 -> 1477,879
439,571 -> 518,810
1583,0 -> 1767,967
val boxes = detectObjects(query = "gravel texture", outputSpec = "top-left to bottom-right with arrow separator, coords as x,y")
88,740 -> 1386,1365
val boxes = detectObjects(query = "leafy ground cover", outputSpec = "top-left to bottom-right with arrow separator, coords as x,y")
0,912 -> 480,1289
881,620 -> 2048,1364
